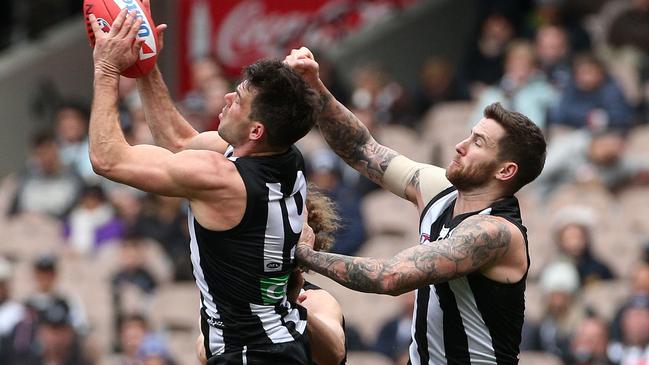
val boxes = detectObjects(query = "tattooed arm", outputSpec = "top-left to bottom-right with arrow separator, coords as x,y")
296,215 -> 521,296
285,48 -> 450,207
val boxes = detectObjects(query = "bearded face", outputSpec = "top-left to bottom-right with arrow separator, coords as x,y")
446,156 -> 500,191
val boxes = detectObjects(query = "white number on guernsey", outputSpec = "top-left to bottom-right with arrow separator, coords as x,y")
263,171 -> 306,272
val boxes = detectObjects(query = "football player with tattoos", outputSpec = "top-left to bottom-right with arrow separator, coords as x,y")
285,47 -> 547,365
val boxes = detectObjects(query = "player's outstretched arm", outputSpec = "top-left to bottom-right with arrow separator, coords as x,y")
136,65 -> 200,152
285,47 -> 450,207
88,10 -> 233,198
135,0 -> 228,154
296,215 -> 515,296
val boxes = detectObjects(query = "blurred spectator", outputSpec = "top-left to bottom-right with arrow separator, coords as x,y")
534,128 -> 649,196
610,262 -> 649,341
604,0 -> 649,113
311,49 -> 350,105
111,235 -> 157,341
113,314 -> 174,365
133,195 -> 192,281
535,24 -> 572,92
201,77 -> 229,132
550,53 -> 633,131
123,104 -> 154,147
178,56 -> 230,133
181,56 -> 224,114
458,12 -> 515,98
54,103 -> 97,184
137,334 -> 176,365
471,40 -> 557,129
630,261 -> 649,296
413,56 -> 468,116
307,149 -> 367,256
521,260 -> 585,358
24,254 -> 87,333
552,205 -> 615,285
372,291 -> 414,362
9,130 -> 83,219
607,0 -> 649,54
609,295 -> 649,365
64,185 -> 124,257
567,315 -> 615,365
525,0 -> 592,52
350,63 -> 416,126
115,314 -> 148,362
0,257 -> 26,360
17,300 -> 93,365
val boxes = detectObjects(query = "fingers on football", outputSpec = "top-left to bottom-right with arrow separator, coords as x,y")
128,15 -> 143,40
88,14 -> 103,38
110,8 -> 128,37
117,10 -> 137,38
156,24 -> 167,48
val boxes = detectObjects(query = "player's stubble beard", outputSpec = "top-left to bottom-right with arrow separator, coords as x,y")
446,158 -> 499,192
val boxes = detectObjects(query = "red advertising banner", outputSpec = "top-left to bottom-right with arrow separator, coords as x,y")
177,0 -> 415,95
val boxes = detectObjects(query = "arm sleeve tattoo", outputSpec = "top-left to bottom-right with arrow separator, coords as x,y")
317,93 -> 399,185
296,215 -> 513,295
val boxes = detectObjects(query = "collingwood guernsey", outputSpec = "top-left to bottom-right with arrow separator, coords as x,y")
410,186 -> 529,365
190,145 -> 308,358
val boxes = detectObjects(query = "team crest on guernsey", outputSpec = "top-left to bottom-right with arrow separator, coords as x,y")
420,233 -> 431,243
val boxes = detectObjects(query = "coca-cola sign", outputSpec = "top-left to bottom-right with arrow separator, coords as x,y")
185,0 -> 409,92
177,0 -> 417,94
178,0 -> 335,93
217,1 -> 312,69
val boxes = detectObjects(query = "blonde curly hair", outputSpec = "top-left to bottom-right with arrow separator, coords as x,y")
306,184 -> 340,252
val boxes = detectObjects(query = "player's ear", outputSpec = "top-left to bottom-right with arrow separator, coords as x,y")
249,121 -> 265,142
495,161 -> 518,182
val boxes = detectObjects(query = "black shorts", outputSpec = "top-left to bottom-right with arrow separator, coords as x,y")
206,334 -> 312,365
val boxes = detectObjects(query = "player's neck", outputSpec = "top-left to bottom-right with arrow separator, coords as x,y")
232,142 -> 287,157
453,188 -> 506,216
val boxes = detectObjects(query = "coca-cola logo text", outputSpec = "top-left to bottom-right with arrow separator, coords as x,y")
217,1 -> 311,68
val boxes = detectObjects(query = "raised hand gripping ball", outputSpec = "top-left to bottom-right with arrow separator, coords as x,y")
83,0 -> 159,78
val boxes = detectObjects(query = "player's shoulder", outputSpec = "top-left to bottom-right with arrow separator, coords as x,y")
456,214 -> 523,244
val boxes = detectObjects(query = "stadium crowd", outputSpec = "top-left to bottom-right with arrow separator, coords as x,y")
1,0 -> 649,364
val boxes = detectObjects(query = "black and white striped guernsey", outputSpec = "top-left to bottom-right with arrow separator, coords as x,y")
190,145 -> 308,358
410,187 -> 529,365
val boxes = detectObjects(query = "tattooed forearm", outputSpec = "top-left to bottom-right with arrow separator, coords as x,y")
296,215 -> 514,295
317,93 -> 398,184
296,244 -> 386,293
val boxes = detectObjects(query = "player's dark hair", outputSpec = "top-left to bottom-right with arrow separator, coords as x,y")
244,59 -> 321,149
483,102 -> 546,193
